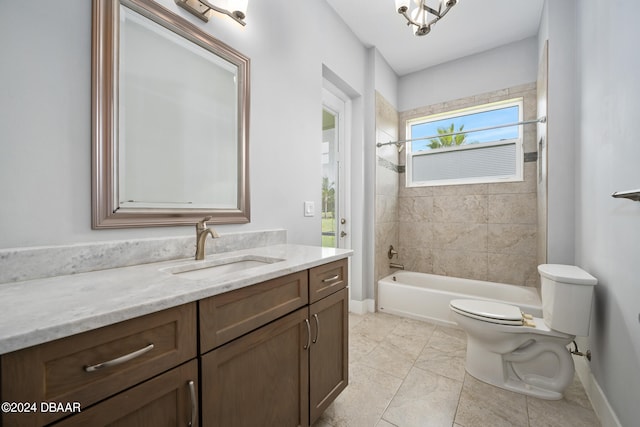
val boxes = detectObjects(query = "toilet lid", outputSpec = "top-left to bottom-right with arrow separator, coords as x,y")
450,299 -> 524,326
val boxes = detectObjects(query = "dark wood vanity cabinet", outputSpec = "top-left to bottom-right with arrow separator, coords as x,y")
1,303 -> 197,427
0,258 -> 348,427
200,258 -> 349,427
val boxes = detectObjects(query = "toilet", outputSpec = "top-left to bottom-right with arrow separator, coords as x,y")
449,264 -> 597,400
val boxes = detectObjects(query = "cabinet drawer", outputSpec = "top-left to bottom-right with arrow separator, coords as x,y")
200,271 -> 308,353
309,258 -> 348,303
1,303 -> 196,427
50,360 -> 199,427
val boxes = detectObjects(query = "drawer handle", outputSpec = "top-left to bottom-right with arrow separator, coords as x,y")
322,274 -> 340,283
312,314 -> 320,344
84,343 -> 154,373
303,319 -> 311,350
188,380 -> 197,427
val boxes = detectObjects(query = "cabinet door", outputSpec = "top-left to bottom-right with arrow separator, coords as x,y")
201,308 -> 310,427
309,287 -> 348,424
51,360 -> 199,427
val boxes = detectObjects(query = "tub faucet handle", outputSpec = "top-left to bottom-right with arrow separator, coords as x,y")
388,245 -> 398,259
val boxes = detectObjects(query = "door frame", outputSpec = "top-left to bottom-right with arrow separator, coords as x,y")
322,80 -> 351,251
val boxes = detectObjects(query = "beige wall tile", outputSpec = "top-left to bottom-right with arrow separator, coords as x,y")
399,183 -> 433,198
376,194 -> 398,224
398,196 -> 433,222
432,250 -> 488,281
487,252 -> 539,286
432,223 -> 488,252
432,195 -> 488,224
488,193 -> 537,224
397,246 -> 433,273
432,183 -> 488,196
488,223 -> 537,256
399,222 -> 432,249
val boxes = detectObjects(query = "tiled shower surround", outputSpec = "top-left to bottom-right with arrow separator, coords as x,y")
376,83 -> 539,287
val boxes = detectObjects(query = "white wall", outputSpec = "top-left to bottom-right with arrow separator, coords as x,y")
398,36 -> 539,112
573,0 -> 640,425
539,0 -> 640,424
539,0 -> 577,265
0,0 -> 370,253
374,49 -> 399,111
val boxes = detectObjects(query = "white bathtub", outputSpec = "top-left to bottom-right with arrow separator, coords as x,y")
378,271 -> 542,326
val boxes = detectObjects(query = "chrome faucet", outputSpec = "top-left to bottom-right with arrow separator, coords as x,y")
195,216 -> 220,260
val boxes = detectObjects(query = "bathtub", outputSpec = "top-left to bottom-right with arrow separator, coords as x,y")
378,271 -> 542,326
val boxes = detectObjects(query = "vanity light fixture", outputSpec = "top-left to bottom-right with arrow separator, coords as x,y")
395,0 -> 458,36
175,0 -> 248,26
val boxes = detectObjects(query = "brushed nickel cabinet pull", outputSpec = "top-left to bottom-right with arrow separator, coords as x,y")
188,380 -> 197,427
84,343 -> 154,372
312,314 -> 320,344
303,319 -> 311,350
322,274 -> 340,283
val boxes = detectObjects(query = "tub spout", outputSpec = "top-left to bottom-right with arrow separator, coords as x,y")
389,262 -> 404,270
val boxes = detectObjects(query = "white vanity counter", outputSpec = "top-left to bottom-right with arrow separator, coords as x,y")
0,244 -> 352,355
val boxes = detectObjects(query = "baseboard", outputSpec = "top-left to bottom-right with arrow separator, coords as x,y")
574,356 -> 622,427
349,298 -> 375,314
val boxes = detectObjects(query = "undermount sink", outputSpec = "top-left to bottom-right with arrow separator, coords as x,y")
162,255 -> 285,280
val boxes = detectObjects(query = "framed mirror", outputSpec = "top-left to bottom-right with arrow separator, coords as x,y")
92,0 -> 250,228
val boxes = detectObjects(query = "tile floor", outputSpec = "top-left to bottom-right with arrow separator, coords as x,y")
314,312 -> 600,427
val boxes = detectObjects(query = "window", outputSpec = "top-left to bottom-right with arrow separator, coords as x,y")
406,98 -> 523,187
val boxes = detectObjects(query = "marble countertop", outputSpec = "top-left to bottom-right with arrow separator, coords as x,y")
0,244 -> 352,355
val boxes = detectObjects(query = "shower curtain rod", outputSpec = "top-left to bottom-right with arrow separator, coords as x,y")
375,116 -> 547,148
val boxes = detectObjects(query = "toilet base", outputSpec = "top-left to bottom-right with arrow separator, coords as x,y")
464,336 -> 574,400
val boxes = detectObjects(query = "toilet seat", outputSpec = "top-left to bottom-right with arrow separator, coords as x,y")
450,299 -> 526,326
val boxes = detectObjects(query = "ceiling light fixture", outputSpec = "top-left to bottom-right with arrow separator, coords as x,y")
175,0 -> 248,26
395,0 -> 458,36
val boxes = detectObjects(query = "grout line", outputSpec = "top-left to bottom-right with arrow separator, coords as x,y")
452,373 -> 469,427
525,395 -> 532,427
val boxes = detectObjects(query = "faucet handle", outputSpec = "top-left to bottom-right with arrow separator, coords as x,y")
196,216 -> 213,231
388,245 -> 399,260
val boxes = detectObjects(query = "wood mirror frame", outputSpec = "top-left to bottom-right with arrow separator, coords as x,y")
92,0 -> 250,228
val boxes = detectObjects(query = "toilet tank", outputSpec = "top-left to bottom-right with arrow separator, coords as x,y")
538,264 -> 597,336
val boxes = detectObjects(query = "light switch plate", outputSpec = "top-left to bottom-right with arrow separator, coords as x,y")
304,201 -> 315,217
